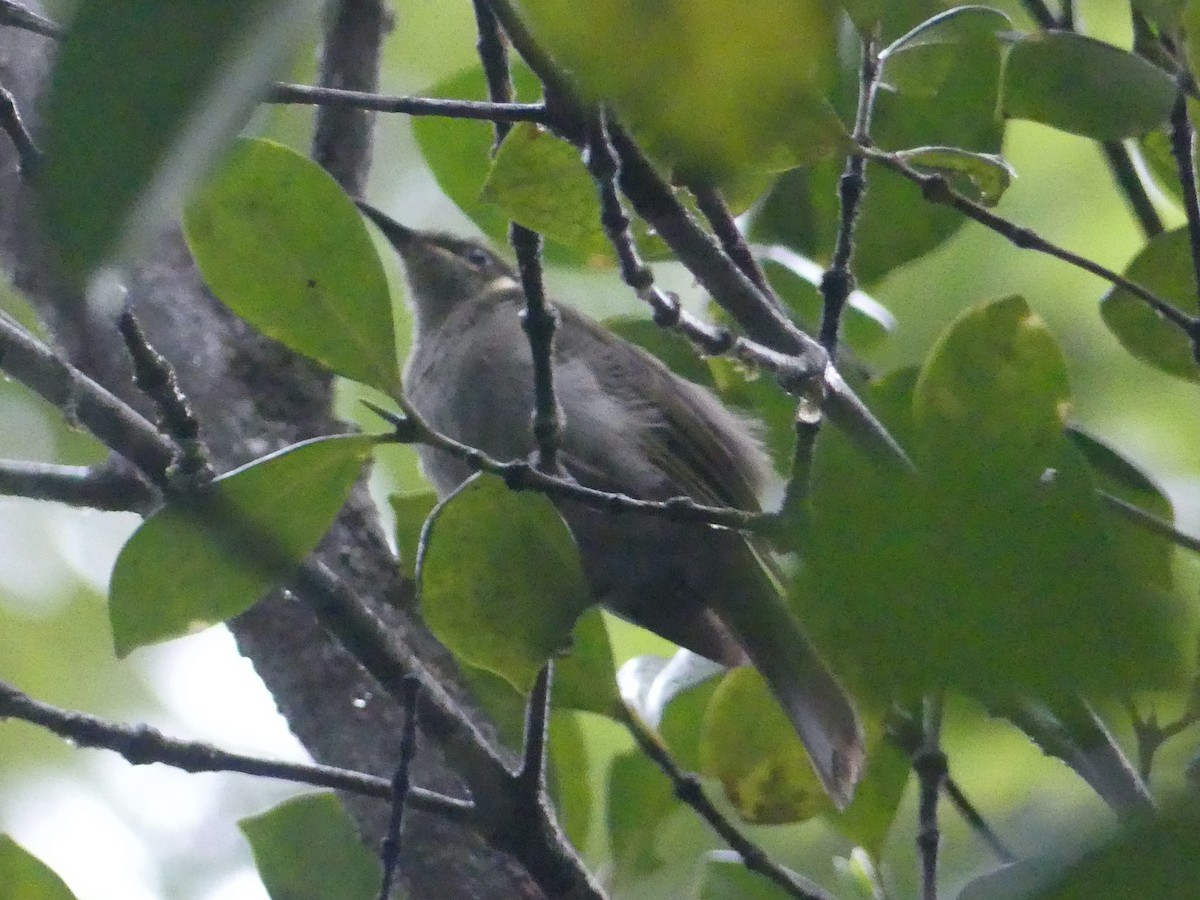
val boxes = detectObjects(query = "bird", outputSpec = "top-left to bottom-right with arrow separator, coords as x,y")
355,200 -> 865,808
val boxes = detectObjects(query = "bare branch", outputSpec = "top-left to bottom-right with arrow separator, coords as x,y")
0,458 -> 157,513
0,679 -> 473,823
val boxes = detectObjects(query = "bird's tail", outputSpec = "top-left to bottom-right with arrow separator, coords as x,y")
712,544 -> 865,809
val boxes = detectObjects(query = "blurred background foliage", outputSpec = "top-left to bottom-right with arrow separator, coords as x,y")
4,0 -> 1200,898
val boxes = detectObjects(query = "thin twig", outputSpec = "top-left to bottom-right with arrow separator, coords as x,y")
1125,683 -> 1200,783
516,662 -> 553,796
0,84 -> 40,176
474,0 -> 561,473
915,694 -> 946,900
783,36 -> 880,523
0,312 -> 177,486
511,224 -> 563,473
267,82 -> 549,125
885,707 -> 1016,864
819,37 -> 879,353
0,459 -> 157,513
1018,0 -> 1056,28
1168,88 -> 1200,326
366,399 -> 762,531
0,679 -> 473,822
622,708 -> 834,900
1100,141 -> 1164,239
378,677 -> 422,900
1098,489 -> 1200,554
862,147 -> 1196,334
473,0 -> 518,148
942,779 -> 1017,864
691,182 -> 775,299
118,309 -> 213,483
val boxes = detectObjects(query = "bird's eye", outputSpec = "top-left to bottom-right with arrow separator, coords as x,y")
465,247 -> 491,269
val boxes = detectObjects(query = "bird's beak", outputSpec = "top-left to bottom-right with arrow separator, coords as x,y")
353,199 -> 417,251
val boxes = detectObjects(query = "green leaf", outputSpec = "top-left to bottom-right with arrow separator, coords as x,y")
831,738 -> 911,856
241,793 -> 380,900
0,836 -> 77,900
894,146 -> 1016,206
389,490 -> 438,580
553,607 -> 620,716
606,749 -> 677,877
913,296 -> 1069,482
1100,227 -> 1200,383
39,0 -> 317,288
413,63 -> 578,261
805,299 -> 1189,698
549,709 -> 594,851
184,138 -> 400,393
481,122 -> 611,260
518,0 -> 845,177
751,5 -> 1005,285
1033,800 -> 1200,899
110,434 -> 376,656
699,668 -> 832,824
417,473 -> 592,693
879,5 -> 1013,97
1001,32 -> 1176,140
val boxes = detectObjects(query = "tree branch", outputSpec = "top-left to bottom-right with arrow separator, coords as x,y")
0,679 -> 473,823
0,311 -> 177,485
268,82 -> 550,126
0,458 -> 157,512
862,147 -> 1195,335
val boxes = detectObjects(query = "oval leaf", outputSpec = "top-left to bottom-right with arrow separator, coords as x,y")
481,122 -> 612,259
751,6 -> 1006,285
807,301 -> 1189,699
699,668 -> 832,824
1100,227 -> 1200,383
39,0 -> 317,288
1002,32 -> 1175,140
552,607 -> 620,716
914,295 -> 1070,480
518,0 -> 844,176
413,63 -> 580,261
606,750 -> 678,876
417,473 -> 591,693
110,434 -> 377,655
894,146 -> 1015,206
879,5 -> 1013,96
241,794 -> 380,899
184,138 -> 399,393
0,836 -> 77,900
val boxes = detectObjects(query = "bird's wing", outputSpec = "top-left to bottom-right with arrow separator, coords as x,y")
553,304 -> 769,510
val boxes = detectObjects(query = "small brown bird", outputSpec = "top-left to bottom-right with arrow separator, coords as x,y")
357,200 -> 864,807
